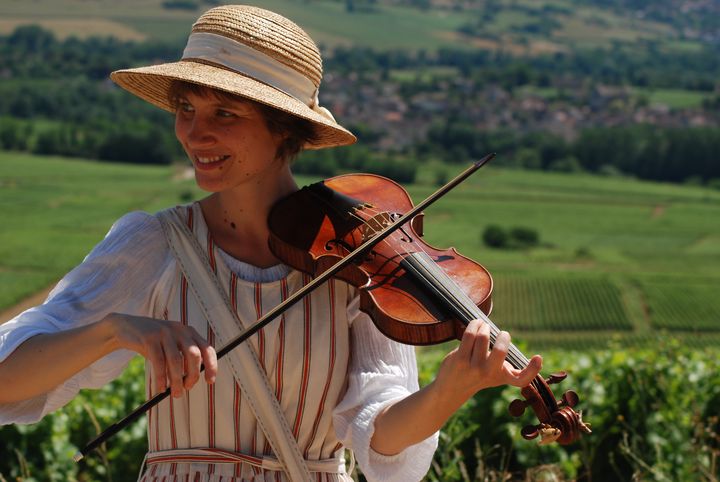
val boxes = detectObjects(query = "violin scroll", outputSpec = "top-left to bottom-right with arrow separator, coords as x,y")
509,372 -> 592,445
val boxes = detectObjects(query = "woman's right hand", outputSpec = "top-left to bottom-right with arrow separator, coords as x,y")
106,313 -> 218,398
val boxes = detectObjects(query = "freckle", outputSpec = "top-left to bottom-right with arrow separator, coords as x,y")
230,222 -> 236,229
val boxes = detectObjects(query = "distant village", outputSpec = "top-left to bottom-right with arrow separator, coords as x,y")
320,71 -> 720,151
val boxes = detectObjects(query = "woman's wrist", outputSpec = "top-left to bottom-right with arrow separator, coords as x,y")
98,312 -> 122,352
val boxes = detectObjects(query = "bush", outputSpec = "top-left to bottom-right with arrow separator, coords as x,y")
418,340 -> 720,481
482,224 -> 508,248
482,225 -> 540,249
509,226 -> 539,247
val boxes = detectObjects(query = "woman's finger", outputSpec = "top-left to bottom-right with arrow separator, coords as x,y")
181,342 -> 202,390
470,321 -> 491,366
162,338 -> 185,398
486,330 -> 510,370
457,319 -> 483,361
508,354 -> 542,387
147,344 -> 167,394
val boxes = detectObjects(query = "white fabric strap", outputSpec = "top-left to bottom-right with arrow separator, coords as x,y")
156,209 -> 313,482
144,447 -> 345,473
183,32 -> 317,105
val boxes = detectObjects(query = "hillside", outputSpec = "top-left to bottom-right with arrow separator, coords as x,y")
2,152 -> 719,348
0,0 -> 717,52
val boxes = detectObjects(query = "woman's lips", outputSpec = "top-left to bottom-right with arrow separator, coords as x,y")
194,154 -> 230,170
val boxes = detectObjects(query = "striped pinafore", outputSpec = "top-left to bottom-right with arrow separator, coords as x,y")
139,203 -> 353,482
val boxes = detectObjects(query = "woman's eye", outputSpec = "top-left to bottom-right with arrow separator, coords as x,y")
217,110 -> 236,118
178,101 -> 194,113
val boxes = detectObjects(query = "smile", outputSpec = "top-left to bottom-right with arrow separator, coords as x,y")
196,155 -> 230,164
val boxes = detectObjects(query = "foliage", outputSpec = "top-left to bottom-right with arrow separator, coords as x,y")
0,357 -> 147,481
296,145 -> 417,183
481,225 -> 540,249
418,340 -> 720,481
4,342 -> 718,481
482,224 -> 509,248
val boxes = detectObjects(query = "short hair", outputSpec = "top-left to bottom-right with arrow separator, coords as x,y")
168,81 -> 319,162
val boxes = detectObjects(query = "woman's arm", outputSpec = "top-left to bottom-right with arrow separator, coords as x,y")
0,211 -> 216,412
0,313 -> 217,403
370,320 -> 542,455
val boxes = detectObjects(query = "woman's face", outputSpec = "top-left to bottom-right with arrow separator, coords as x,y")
174,89 -> 285,193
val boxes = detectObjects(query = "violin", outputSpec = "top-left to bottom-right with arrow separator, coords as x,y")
75,155 -> 589,461
268,168 -> 591,445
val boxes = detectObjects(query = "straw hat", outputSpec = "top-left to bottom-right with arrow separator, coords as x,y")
110,5 -> 356,149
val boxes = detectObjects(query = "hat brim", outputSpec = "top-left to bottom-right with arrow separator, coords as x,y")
110,60 -> 356,150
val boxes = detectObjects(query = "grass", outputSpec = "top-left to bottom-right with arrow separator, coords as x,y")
1,152 -> 719,348
0,0 -> 707,53
0,151 -> 201,307
634,87 -> 709,109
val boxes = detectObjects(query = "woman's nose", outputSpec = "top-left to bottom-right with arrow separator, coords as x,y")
182,115 -> 216,147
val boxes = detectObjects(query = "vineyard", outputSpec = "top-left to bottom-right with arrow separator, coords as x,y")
490,275 -> 633,332
642,277 -> 720,332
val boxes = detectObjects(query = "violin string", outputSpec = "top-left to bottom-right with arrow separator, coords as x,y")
343,203 -> 550,409
341,204 -> 530,369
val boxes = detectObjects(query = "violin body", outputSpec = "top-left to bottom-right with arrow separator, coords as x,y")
269,172 -> 591,445
269,173 -> 493,345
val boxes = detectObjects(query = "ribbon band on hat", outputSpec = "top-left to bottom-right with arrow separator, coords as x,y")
182,32 -> 317,106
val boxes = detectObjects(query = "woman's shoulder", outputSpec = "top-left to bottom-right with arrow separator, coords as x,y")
107,204 -> 194,244
95,207 -> 188,259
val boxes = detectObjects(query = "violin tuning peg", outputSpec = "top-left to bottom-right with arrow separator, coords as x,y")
545,371 -> 567,385
508,399 -> 529,417
578,410 -> 593,434
537,424 -> 563,445
560,390 -> 580,408
521,424 -> 539,441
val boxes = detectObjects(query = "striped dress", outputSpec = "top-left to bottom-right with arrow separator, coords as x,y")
140,204 -> 352,481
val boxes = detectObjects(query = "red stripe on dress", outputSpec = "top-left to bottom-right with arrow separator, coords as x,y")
252,281 -> 264,461
206,231 -> 216,272
292,274 -> 312,438
207,325 -> 216,476
186,206 -> 194,230
230,272 -> 243,478
263,276 -> 289,455
304,279 -> 337,458
276,278 -> 288,402
169,288 -> 183,454
204,225 -> 217,474
255,282 -> 265,369
168,287 -> 185,475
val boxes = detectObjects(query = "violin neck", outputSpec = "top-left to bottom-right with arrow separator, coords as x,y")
400,252 -> 530,370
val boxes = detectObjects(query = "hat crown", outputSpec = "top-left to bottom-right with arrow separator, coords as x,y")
191,5 -> 322,88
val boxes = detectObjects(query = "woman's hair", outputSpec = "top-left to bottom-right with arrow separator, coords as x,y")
168,81 -> 319,162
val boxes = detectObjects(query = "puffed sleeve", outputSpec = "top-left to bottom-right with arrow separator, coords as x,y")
332,290 -> 439,482
0,211 -> 173,425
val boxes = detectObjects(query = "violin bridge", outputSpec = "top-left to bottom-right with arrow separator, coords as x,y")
358,212 -> 393,241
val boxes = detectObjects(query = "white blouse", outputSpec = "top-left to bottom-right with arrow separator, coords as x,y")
0,207 -> 438,482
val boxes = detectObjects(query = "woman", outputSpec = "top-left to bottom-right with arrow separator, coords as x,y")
0,5 -> 541,481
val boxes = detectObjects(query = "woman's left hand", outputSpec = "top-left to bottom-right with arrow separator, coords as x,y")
434,319 -> 542,404
370,319 -> 542,455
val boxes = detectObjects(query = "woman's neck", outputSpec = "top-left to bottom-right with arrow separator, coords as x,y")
199,166 -> 298,268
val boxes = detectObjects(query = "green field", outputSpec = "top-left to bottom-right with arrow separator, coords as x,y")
0,0 -> 707,53
1,152 -> 719,347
